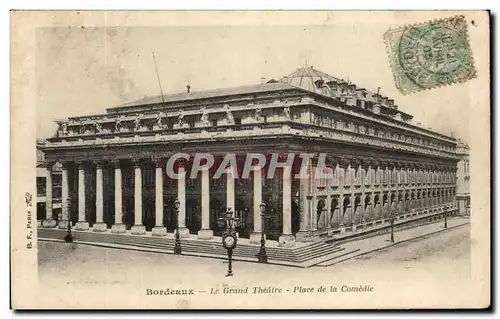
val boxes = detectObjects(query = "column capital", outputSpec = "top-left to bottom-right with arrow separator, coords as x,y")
44,161 -> 55,170
324,156 -> 335,167
153,157 -> 164,168
337,156 -> 352,168
404,162 -> 412,169
91,160 -> 104,169
360,159 -> 371,169
388,161 -> 399,169
177,157 -> 187,168
309,156 -> 319,167
59,161 -> 71,170
351,158 -> 362,167
76,160 -> 86,169
132,158 -> 142,169
369,159 -> 380,167
379,160 -> 390,169
277,153 -> 290,162
111,159 -> 121,169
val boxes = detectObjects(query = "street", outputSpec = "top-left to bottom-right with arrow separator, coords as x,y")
38,224 -> 470,288
345,222 -> 470,268
33,224 -> 473,308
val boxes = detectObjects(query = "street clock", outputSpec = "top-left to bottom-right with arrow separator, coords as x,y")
222,233 -> 237,250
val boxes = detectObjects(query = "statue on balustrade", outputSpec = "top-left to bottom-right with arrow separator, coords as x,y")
93,121 -> 102,133
284,104 -> 291,119
156,112 -> 165,128
200,106 -> 210,126
224,104 -> 234,124
115,117 -> 123,133
134,114 -> 142,131
178,109 -> 185,126
255,106 -> 262,122
59,122 -> 68,137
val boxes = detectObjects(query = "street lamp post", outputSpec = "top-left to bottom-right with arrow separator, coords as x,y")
390,210 -> 395,243
64,220 -> 73,243
444,205 -> 448,229
174,198 -> 182,254
258,201 -> 271,263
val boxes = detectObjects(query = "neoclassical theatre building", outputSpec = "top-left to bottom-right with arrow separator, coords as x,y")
39,66 -> 461,247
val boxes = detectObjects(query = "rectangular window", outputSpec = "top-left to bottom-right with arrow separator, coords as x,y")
211,119 -> 217,127
234,118 -> 241,125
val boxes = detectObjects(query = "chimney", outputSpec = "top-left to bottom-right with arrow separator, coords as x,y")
260,77 -> 266,84
186,85 -> 191,93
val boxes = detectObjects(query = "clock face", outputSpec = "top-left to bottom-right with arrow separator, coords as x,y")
222,234 -> 237,249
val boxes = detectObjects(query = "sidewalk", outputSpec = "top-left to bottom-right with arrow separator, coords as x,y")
312,216 -> 470,267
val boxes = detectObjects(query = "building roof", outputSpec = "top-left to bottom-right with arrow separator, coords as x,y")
111,82 -> 298,111
281,66 -> 344,92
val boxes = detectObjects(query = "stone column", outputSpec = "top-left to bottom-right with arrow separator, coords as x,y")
250,166 -> 264,244
152,159 -> 167,236
131,160 -> 146,235
42,162 -> 57,228
111,160 -> 126,233
359,193 -> 366,224
75,162 -> 90,230
350,193 -> 356,228
58,163 -> 70,229
394,164 -> 400,215
279,170 -> 295,247
177,160 -> 189,238
325,194 -> 332,229
93,162 -> 107,232
339,161 -> 346,229
198,167 -> 213,239
226,166 -> 235,213
311,194 -> 318,231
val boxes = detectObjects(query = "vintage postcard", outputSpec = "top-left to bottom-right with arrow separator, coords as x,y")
11,11 -> 490,309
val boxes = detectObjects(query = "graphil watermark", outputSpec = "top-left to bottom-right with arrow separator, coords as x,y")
164,153 -> 334,180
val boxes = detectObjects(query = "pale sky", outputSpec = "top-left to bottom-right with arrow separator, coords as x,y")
36,24 -> 471,142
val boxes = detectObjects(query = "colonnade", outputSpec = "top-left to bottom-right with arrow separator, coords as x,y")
42,159 -> 297,246
42,156 -> 457,246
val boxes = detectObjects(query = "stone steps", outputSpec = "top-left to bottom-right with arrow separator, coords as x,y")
38,228 -> 342,265
313,248 -> 362,267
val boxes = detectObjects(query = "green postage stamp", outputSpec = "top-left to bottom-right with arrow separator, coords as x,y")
384,15 -> 476,94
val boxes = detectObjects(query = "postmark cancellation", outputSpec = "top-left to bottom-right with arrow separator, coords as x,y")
384,15 -> 476,94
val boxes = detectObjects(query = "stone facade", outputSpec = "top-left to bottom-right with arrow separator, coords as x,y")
455,141 -> 470,216
38,66 -> 462,247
